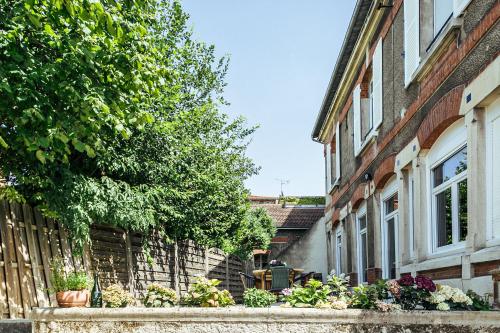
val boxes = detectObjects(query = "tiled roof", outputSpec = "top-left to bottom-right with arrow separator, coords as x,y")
254,204 -> 324,229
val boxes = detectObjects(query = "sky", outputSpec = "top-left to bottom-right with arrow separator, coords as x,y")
182,0 -> 356,197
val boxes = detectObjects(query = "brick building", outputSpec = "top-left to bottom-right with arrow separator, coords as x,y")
312,0 -> 499,296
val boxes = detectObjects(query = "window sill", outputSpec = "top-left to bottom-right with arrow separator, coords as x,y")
355,130 -> 378,157
470,244 -> 500,264
328,179 -> 340,194
408,17 -> 463,87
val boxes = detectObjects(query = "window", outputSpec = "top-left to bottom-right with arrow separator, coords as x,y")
408,170 -> 416,258
432,146 -> 467,250
434,0 -> 453,36
336,228 -> 342,274
325,123 -> 341,192
404,0 -> 420,86
382,192 -> 398,279
353,39 -> 383,155
356,204 -> 368,283
486,98 -> 500,242
325,143 -> 331,193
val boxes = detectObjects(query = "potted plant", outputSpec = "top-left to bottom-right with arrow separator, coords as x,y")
50,258 -> 91,307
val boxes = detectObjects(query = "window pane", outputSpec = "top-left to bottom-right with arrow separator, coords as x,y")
433,146 -> 467,187
436,187 -> 453,247
359,215 -> 367,230
361,233 -> 367,283
458,179 -> 468,241
330,150 -> 336,184
434,0 -> 453,36
387,217 -> 396,279
385,194 -> 399,214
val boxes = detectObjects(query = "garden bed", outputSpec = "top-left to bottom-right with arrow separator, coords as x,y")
30,307 -> 500,333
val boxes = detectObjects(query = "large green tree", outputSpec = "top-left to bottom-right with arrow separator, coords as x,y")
0,0 -> 272,256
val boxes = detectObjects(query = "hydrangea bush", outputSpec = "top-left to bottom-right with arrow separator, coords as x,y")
243,288 -> 277,307
102,284 -> 135,308
182,277 -> 235,307
144,283 -> 177,307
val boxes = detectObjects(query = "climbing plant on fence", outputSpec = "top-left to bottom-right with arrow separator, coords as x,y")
0,0 -> 274,257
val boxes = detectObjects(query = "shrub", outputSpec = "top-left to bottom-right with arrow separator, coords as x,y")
425,284 -> 473,311
102,284 -> 134,308
350,284 -> 380,309
466,290 -> 492,311
283,279 -> 331,308
326,271 -> 350,299
49,258 -> 91,293
243,288 -> 276,307
144,283 -> 177,308
394,275 -> 433,310
182,277 -> 235,307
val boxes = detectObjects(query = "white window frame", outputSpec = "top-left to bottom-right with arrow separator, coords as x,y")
335,228 -> 342,274
325,143 -> 331,194
334,121 -> 341,184
486,97 -> 500,245
426,119 -> 467,255
356,203 -> 368,284
408,170 -> 416,259
433,0 -> 454,37
403,0 -> 420,87
380,177 -> 399,280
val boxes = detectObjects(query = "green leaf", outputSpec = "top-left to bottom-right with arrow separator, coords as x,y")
71,139 -> 86,153
35,150 -> 46,164
0,136 -> 9,149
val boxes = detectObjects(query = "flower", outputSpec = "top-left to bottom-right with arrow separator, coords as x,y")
330,299 -> 348,310
281,288 -> 292,297
427,292 -> 446,304
398,274 -> 415,287
386,280 -> 401,298
450,289 -> 473,305
415,275 -> 436,292
436,302 -> 450,311
375,300 -> 401,312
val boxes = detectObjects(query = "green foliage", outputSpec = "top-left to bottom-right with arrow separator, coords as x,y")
102,284 -> 134,308
144,283 -> 177,307
351,284 -> 381,309
182,277 -> 235,307
226,207 -> 276,259
0,0 -> 260,253
283,279 -> 331,308
466,290 -> 492,311
49,258 -> 91,293
326,271 -> 350,300
243,288 -> 276,307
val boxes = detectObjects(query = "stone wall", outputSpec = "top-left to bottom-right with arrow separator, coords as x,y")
30,307 -> 500,333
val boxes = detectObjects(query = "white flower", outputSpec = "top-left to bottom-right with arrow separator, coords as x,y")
451,290 -> 472,305
428,292 -> 446,304
331,299 -> 348,310
436,302 -> 450,311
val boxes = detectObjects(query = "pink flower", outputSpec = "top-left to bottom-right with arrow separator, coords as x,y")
386,280 -> 401,298
281,288 -> 292,296
398,274 -> 414,287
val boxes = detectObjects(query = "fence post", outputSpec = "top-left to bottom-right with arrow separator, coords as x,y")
173,240 -> 180,297
124,231 -> 134,294
225,254 -> 229,291
204,246 -> 209,277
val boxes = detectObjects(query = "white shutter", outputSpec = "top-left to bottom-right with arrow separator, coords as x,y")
353,84 -> 361,155
492,117 -> 500,238
325,143 -> 332,193
372,38 -> 383,130
403,0 -> 420,86
453,0 -> 472,17
335,122 -> 341,181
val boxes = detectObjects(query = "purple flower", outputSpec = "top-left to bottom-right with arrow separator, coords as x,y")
398,274 -> 415,287
281,288 -> 292,296
415,275 -> 436,292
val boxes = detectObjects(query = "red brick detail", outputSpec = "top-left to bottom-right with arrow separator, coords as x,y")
332,208 -> 340,225
366,268 -> 382,284
417,265 -> 462,280
348,272 -> 358,287
374,154 -> 396,189
271,236 -> 289,244
351,184 -> 367,210
472,260 -> 500,277
416,85 -> 465,149
330,2 -> 500,210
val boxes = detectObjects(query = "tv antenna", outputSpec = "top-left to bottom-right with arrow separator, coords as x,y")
275,178 -> 290,198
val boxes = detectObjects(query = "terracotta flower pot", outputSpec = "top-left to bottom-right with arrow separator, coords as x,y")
56,290 -> 89,308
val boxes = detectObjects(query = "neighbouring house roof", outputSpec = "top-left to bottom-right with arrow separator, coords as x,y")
248,195 -> 278,204
254,204 -> 324,229
311,0 -> 373,142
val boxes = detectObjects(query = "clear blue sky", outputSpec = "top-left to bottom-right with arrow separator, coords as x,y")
182,0 -> 356,197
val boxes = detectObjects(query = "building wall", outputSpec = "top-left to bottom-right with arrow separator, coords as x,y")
321,0 -> 500,296
276,217 -> 328,282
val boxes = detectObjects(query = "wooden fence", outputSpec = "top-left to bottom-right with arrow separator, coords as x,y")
0,200 -> 246,318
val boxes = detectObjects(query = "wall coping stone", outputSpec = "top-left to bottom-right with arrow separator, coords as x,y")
29,307 -> 500,327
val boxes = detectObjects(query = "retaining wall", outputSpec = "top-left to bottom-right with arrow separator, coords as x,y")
29,307 -> 500,333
